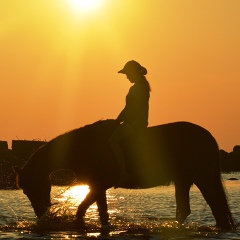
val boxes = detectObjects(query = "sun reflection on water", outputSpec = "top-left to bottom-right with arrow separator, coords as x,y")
37,185 -> 98,229
62,185 -> 90,204
49,185 -> 92,219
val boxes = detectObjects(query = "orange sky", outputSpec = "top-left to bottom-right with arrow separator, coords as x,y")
0,0 -> 239,151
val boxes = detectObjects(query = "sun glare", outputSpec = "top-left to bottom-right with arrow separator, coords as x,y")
68,0 -> 103,13
63,185 -> 90,204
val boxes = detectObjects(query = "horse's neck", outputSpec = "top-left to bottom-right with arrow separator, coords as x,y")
25,149 -> 66,177
23,122 -> 117,178
23,155 -> 48,178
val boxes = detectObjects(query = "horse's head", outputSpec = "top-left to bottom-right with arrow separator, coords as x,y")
15,167 -> 51,218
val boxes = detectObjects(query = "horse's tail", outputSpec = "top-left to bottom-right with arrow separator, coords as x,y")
212,164 -> 236,230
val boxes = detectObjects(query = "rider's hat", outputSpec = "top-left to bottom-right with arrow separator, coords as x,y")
118,60 -> 144,75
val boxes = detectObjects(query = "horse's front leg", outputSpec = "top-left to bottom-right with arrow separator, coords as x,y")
96,191 -> 109,226
76,189 -> 99,225
76,188 -> 109,226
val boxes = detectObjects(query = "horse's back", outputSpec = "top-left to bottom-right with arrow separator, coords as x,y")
122,121 -> 219,187
148,121 -> 219,167
146,121 -> 218,152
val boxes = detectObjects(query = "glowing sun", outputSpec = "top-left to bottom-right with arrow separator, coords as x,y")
68,0 -> 103,13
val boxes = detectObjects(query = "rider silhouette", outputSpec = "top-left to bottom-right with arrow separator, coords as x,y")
110,60 -> 151,187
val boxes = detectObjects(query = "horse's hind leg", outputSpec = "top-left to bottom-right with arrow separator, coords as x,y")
195,177 -> 235,229
175,180 -> 192,223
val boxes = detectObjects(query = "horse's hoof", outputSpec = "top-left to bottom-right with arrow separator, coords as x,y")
101,224 -> 111,229
176,213 -> 189,224
101,224 -> 112,235
75,217 -> 85,227
100,215 -> 109,226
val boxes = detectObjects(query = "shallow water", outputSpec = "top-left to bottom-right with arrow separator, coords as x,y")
0,173 -> 239,239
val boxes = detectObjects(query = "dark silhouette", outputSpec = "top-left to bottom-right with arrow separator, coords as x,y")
0,140 -> 75,189
15,120 -> 235,230
0,140 -> 46,189
0,141 -> 8,150
220,145 -> 240,172
110,60 -> 150,186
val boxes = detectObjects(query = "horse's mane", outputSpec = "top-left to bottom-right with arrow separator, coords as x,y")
80,119 -> 118,132
19,120 -> 118,180
26,119 -> 118,161
60,119 -> 117,136
56,119 -> 118,142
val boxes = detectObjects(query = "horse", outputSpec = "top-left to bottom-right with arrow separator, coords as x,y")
15,119 -> 235,230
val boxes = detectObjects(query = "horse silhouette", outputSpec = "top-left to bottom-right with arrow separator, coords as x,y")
15,119 -> 235,229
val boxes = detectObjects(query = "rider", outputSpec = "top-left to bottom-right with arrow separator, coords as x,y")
110,60 -> 151,187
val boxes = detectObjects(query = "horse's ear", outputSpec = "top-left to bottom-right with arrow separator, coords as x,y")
13,166 -> 21,175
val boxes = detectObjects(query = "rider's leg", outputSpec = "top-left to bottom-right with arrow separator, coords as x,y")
109,122 -> 134,186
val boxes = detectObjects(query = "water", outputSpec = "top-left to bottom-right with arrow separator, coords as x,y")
0,173 -> 239,239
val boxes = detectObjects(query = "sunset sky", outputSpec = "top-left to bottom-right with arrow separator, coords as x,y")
0,0 -> 239,151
